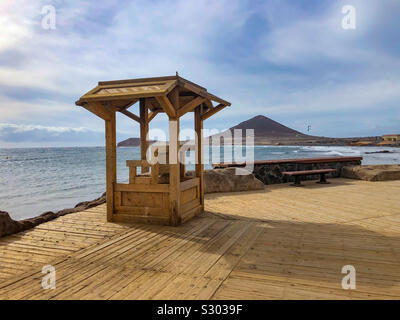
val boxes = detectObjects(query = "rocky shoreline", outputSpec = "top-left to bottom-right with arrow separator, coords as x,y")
0,193 -> 106,238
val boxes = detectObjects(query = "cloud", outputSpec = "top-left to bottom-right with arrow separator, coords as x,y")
0,122 -> 106,147
0,0 -> 400,144
0,123 -> 92,134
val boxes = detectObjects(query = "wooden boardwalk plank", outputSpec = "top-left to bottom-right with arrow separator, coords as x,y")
0,178 -> 399,299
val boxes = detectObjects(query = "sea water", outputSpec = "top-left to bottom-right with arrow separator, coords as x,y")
0,145 -> 399,220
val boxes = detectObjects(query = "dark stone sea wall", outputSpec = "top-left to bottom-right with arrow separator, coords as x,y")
253,160 -> 361,184
0,193 -> 106,238
214,157 -> 362,185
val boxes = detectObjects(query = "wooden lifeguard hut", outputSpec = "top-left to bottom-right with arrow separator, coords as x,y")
75,75 -> 231,225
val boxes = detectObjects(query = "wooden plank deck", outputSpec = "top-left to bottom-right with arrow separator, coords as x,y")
1,178 -> 400,299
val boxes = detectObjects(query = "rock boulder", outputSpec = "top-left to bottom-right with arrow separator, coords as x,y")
201,168 -> 264,193
0,211 -> 24,237
0,192 -> 106,238
342,165 -> 400,181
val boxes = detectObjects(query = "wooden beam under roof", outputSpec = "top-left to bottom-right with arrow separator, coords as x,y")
81,101 -> 113,121
148,109 -> 161,122
201,103 -> 227,121
155,95 -> 176,118
117,99 -> 139,111
147,97 -> 161,111
177,97 -> 205,117
119,109 -> 140,123
179,95 -> 197,106
204,99 -> 214,111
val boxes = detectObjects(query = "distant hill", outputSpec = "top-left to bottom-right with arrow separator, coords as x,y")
228,115 -> 308,138
222,115 -> 384,146
117,137 -> 156,147
117,115 -> 384,147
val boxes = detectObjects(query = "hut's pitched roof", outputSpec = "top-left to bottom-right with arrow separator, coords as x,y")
75,75 -> 231,109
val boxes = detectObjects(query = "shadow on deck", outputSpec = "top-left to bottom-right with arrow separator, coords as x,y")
0,178 -> 399,299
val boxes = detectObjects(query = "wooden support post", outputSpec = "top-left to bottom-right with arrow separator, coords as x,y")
195,105 -> 205,211
140,98 -> 149,173
169,118 -> 181,226
105,111 -> 117,221
169,87 -> 186,179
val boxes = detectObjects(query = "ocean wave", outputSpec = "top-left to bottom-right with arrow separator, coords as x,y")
299,146 -> 361,155
2,146 -> 400,220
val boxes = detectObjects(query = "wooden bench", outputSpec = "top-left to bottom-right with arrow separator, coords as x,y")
282,169 -> 336,187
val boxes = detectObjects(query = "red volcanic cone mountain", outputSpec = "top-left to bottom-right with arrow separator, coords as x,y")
228,115 -> 308,138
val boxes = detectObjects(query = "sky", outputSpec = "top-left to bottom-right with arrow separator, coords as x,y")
0,0 -> 399,147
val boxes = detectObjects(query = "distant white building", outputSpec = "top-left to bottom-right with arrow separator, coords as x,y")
382,134 -> 400,142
